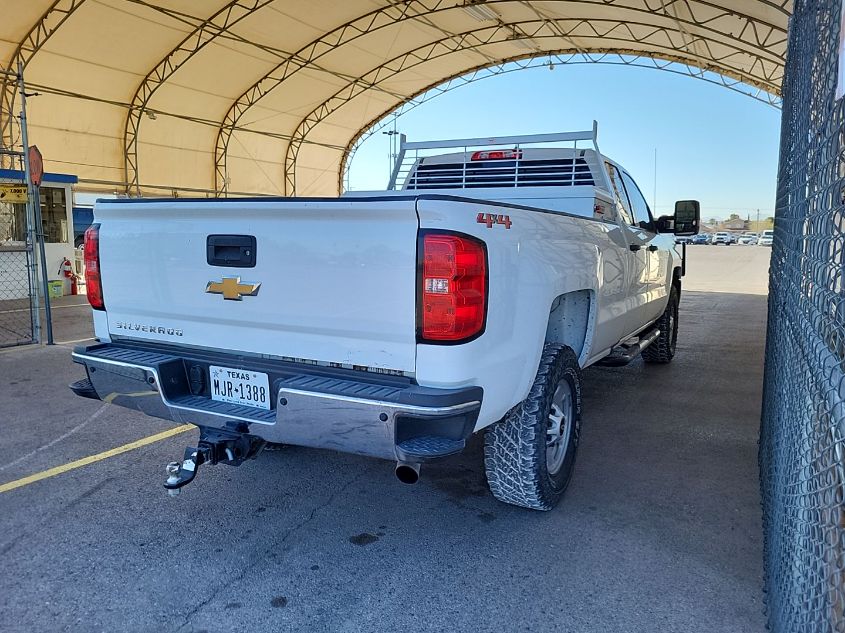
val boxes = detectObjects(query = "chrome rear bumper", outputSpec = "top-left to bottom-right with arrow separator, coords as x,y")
71,342 -> 481,462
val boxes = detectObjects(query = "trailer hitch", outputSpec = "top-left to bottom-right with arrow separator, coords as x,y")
164,428 -> 265,496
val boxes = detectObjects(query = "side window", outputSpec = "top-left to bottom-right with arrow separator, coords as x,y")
620,171 -> 654,232
605,162 -> 634,225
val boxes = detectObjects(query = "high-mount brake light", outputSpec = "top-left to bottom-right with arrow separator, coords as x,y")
83,224 -> 104,310
471,149 -> 522,161
419,232 -> 487,342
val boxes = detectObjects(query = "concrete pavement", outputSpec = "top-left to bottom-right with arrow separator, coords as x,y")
0,247 -> 769,632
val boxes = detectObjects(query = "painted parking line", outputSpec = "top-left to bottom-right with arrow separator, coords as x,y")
56,337 -> 96,345
0,424 -> 194,494
0,403 -> 110,473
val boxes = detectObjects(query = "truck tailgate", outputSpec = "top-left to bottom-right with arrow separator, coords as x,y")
96,199 -> 419,372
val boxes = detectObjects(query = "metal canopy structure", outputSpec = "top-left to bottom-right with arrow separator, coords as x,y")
0,1 -> 790,198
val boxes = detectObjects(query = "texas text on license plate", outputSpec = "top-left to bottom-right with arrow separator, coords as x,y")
209,365 -> 270,410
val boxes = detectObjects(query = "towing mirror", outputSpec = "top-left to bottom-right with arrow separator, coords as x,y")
673,200 -> 700,236
655,215 -> 674,233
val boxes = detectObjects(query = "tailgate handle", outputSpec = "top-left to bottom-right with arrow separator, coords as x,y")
207,235 -> 256,268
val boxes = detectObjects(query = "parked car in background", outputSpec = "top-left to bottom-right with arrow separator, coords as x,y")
738,232 -> 759,245
675,235 -> 693,245
759,229 -> 775,246
691,233 -> 710,245
712,232 -> 732,245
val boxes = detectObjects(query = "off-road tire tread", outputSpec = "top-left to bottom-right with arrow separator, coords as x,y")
483,343 -> 581,511
642,286 -> 679,364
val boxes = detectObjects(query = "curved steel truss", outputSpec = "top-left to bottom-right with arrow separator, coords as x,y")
0,0 -> 789,196
0,0 -> 87,167
213,0 -> 455,195
281,15 -> 786,194
341,51 -> 783,192
213,0 -> 787,196
123,0 -> 275,195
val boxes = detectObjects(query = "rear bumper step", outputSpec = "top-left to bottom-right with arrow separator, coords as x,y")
71,342 -> 481,462
69,377 -> 98,400
396,436 -> 465,461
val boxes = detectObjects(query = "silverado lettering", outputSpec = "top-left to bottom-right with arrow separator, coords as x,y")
113,321 -> 183,336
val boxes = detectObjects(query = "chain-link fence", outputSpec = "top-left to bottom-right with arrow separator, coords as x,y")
761,1 -> 845,631
0,245 -> 34,347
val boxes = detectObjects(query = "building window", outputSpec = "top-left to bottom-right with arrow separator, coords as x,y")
0,186 -> 68,244
0,202 -> 26,244
39,187 -> 68,243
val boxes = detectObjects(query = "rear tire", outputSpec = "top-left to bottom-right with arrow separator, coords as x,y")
484,343 -> 582,511
642,285 -> 679,364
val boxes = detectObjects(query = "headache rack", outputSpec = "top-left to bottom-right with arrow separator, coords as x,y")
388,121 -> 609,191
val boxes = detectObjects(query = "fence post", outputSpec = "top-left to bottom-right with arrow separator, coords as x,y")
17,62 -> 52,345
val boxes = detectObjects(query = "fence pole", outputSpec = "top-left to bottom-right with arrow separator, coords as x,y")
17,62 -> 52,345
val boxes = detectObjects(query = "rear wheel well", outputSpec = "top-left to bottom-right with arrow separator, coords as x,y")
545,290 -> 593,365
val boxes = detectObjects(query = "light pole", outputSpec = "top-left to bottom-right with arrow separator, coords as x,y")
383,114 -> 399,186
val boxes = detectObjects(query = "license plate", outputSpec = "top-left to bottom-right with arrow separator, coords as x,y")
209,365 -> 270,410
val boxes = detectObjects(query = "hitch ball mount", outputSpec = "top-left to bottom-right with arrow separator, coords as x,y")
164,429 -> 264,496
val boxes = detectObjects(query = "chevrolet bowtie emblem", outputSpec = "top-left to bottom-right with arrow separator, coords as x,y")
205,276 -> 261,301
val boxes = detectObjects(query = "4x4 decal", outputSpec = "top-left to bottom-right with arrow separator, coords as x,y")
477,212 -> 512,229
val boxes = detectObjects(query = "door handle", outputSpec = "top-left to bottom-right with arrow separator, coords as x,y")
648,244 -> 659,252
629,244 -> 641,252
207,235 -> 257,268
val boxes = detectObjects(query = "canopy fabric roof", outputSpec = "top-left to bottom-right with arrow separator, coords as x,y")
0,0 -> 791,197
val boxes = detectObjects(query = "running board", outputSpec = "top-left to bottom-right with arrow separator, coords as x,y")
596,327 -> 661,367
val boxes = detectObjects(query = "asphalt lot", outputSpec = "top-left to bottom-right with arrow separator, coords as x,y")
0,245 -> 770,632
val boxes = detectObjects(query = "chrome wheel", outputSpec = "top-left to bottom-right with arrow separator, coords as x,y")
546,379 -> 574,474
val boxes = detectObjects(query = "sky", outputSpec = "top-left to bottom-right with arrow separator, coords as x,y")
345,62 -> 782,221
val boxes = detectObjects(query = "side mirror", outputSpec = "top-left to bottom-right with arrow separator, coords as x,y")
673,200 -> 700,236
655,215 -> 675,233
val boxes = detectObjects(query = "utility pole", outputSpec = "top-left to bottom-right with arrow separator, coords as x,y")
382,114 -> 399,187
18,61 -> 53,345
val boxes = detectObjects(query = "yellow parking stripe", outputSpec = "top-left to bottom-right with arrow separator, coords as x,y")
0,424 -> 194,494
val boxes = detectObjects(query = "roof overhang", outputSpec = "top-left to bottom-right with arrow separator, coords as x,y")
0,0 -> 790,197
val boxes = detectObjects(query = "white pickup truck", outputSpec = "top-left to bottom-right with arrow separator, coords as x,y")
70,124 -> 699,510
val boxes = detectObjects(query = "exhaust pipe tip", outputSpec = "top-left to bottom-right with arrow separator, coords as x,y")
395,461 -> 420,485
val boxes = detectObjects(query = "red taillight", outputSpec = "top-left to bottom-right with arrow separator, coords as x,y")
471,149 -> 522,161
419,232 -> 487,342
83,224 -> 104,310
